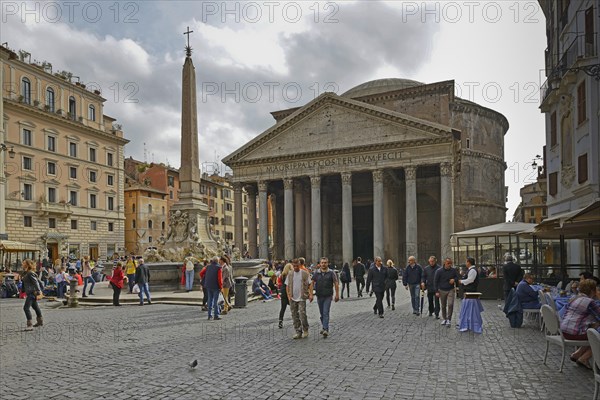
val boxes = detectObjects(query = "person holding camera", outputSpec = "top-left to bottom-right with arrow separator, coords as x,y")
21,259 -> 43,331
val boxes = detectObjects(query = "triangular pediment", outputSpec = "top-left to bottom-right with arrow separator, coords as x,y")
224,93 -> 453,164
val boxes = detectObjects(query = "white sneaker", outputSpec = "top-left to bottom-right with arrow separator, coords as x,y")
441,319 -> 448,325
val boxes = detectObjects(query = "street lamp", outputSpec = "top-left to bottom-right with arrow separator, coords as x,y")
0,144 -> 15,158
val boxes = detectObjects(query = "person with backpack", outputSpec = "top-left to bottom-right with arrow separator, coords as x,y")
340,262 -> 352,299
21,259 -> 43,331
312,257 -> 340,338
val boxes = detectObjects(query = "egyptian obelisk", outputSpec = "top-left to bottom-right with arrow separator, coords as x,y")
166,28 -> 216,252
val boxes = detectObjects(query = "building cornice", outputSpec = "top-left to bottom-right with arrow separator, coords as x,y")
450,100 -> 509,132
461,149 -> 506,166
4,100 -> 129,145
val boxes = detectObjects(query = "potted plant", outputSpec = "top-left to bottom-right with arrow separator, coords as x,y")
94,89 -> 101,95
33,100 -> 40,107
18,95 -> 24,103
78,116 -> 84,123
44,105 -> 51,112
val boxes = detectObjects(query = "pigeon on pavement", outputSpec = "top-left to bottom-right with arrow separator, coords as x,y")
189,360 -> 198,369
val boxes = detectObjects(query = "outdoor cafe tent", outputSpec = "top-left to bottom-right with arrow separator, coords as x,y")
531,200 -> 600,240
451,222 -> 537,246
0,240 -> 40,252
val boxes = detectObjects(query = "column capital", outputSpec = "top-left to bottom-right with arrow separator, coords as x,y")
258,180 -> 268,192
310,176 -> 321,188
233,182 -> 243,192
440,162 -> 453,177
372,169 -> 384,183
244,184 -> 257,196
283,178 -> 294,190
341,172 -> 352,186
404,166 -> 417,180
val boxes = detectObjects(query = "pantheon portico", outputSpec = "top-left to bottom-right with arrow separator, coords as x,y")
223,79 -> 508,267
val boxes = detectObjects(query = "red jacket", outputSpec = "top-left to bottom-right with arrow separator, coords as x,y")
109,268 -> 125,289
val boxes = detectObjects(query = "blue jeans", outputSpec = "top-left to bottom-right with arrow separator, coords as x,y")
185,270 -> 195,291
254,287 -> 272,300
127,274 -> 135,293
83,276 -> 95,295
408,284 -> 420,313
138,283 -> 151,304
207,288 -> 221,318
57,281 -> 67,298
317,296 -> 333,331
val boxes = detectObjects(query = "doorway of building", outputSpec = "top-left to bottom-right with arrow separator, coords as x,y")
89,245 -> 99,261
47,243 -> 58,262
353,205 -> 373,261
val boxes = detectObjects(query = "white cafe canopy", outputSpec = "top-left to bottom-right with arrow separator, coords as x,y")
451,222 -> 537,246
0,240 -> 40,252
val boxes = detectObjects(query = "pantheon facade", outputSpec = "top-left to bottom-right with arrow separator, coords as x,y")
223,79 -> 508,267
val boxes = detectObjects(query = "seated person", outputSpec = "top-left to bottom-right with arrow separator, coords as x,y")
252,273 -> 273,300
487,266 -> 497,278
515,273 -> 541,309
560,279 -> 600,369
268,274 -> 280,298
569,280 -> 579,295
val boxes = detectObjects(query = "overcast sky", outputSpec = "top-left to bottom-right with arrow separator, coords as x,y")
3,0 -> 547,219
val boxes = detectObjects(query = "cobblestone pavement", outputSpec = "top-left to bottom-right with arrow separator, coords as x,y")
0,288 -> 595,399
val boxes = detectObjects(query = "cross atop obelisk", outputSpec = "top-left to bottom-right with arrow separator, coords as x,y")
184,26 -> 193,57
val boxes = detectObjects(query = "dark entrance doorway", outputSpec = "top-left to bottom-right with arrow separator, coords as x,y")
47,244 -> 58,262
353,205 -> 373,261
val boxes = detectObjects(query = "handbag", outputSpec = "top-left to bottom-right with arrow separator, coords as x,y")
35,291 -> 44,301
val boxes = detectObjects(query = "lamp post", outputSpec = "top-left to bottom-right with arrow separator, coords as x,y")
0,143 -> 16,241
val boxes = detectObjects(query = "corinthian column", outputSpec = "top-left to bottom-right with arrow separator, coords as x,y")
373,170 -> 384,259
310,176 -> 322,262
246,185 -> 257,258
341,172 -> 353,267
294,181 -> 305,258
405,166 -> 418,261
304,187 -> 312,264
233,182 -> 243,254
440,162 -> 454,258
258,181 -> 269,260
284,178 -> 295,260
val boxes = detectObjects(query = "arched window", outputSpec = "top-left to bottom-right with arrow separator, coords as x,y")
132,219 -> 136,228
132,204 -> 136,212
68,96 -> 76,120
162,206 -> 165,215
21,77 -> 31,104
88,105 -> 96,121
46,88 -> 55,112
148,204 -> 152,214
161,221 -> 165,230
148,220 -> 153,229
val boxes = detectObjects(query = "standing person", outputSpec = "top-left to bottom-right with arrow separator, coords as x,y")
384,259 -> 398,310
403,256 -> 423,315
220,255 -> 234,314
109,262 -> 125,306
458,257 -> 479,296
422,256 -> 441,318
340,262 -> 352,299
199,256 -> 223,320
502,254 -> 523,300
54,266 -> 68,299
21,259 -> 43,331
286,261 -> 313,338
184,256 -> 196,292
125,256 -> 137,294
366,256 -> 388,318
353,257 -> 366,297
81,256 -> 95,297
199,260 -> 209,310
434,257 -> 460,326
312,257 -> 340,337
135,258 -> 152,306
278,263 -> 293,329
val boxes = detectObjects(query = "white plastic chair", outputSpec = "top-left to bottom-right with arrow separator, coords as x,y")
556,281 -> 563,289
586,328 -> 600,400
564,281 -> 573,293
541,305 -> 588,372
538,290 -> 548,331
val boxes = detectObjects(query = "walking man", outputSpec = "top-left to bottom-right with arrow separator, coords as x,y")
366,256 -> 388,318
286,260 -> 313,339
353,257 -> 366,297
502,254 -> 523,300
135,258 -> 152,306
200,256 -> 223,320
312,257 -> 340,338
403,256 -> 423,315
434,257 -> 459,326
422,256 -> 441,318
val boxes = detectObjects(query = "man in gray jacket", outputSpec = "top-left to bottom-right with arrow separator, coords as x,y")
135,258 -> 152,306
421,256 -> 441,319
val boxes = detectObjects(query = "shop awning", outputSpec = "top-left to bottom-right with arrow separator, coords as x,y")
532,200 -> 600,239
0,240 -> 40,252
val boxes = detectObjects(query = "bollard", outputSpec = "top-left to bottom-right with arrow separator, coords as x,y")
68,279 -> 79,308
234,277 -> 248,308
